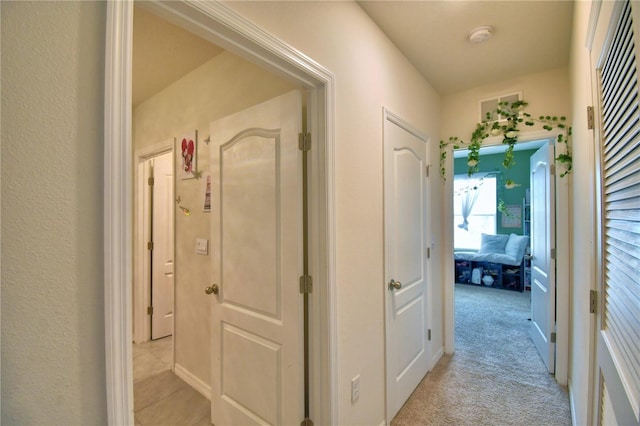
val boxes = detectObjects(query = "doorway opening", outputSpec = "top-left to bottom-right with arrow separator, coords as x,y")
452,140 -> 540,357
105,2 -> 337,424
133,146 -> 175,346
448,135 -> 568,377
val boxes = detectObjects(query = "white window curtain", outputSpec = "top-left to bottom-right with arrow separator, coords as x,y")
453,173 -> 497,250
457,184 -> 480,231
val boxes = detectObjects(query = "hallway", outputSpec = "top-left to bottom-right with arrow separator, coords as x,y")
133,337 -> 209,426
132,285 -> 572,425
392,284 -> 571,425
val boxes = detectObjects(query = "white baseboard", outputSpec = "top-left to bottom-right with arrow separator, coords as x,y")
431,346 -> 444,370
174,363 -> 211,400
568,378 -> 577,426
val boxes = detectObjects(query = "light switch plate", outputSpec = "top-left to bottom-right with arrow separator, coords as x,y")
351,374 -> 360,403
195,238 -> 208,255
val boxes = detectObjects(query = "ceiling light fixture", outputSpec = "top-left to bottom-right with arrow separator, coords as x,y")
468,26 -> 494,44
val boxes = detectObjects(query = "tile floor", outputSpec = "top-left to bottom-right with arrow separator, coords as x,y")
133,337 -> 210,426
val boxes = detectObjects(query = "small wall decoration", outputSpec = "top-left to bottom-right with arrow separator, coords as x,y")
175,196 -> 190,216
501,205 -> 522,228
179,131 -> 197,179
203,174 -> 212,212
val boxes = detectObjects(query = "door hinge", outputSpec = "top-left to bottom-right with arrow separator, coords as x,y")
147,241 -> 154,251
427,247 -> 431,259
298,133 -> 311,152
147,306 -> 153,315
300,275 -> 313,294
590,290 -> 598,314
550,164 -> 556,176
587,106 -> 594,130
550,248 -> 556,259
426,165 -> 430,178
148,177 -> 154,186
428,329 -> 432,341
550,332 -> 557,343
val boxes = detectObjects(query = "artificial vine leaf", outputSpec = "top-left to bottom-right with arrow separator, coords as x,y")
439,98 -> 573,181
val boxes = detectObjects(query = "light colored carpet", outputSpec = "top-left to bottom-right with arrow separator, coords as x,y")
391,283 -> 571,426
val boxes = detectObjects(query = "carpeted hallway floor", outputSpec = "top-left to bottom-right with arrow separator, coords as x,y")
391,283 -> 571,425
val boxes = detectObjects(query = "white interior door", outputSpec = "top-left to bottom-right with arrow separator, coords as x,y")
151,151 -> 174,340
209,90 -> 303,425
529,142 -> 556,373
591,1 -> 640,424
383,110 -> 430,422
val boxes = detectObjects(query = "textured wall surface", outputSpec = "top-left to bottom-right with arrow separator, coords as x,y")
441,66 -> 571,141
1,2 -> 107,424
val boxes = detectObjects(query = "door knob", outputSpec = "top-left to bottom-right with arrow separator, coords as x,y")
389,279 -> 402,290
205,284 -> 219,295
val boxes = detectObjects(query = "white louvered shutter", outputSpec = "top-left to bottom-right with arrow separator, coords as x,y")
597,0 -> 640,422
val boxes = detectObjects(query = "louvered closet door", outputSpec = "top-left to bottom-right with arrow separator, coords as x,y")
592,1 -> 640,424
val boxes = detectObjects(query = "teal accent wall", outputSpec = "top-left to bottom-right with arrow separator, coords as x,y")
454,149 -> 537,236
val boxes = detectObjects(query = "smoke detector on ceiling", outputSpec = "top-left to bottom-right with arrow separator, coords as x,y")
468,26 -> 494,44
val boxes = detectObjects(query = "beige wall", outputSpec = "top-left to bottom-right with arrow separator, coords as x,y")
222,2 -> 443,424
569,1 -> 599,424
1,1 -> 108,424
134,51 -> 298,384
442,66 -> 571,141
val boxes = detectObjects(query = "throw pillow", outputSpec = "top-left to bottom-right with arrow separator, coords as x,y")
477,233 -> 509,254
505,233 -> 529,262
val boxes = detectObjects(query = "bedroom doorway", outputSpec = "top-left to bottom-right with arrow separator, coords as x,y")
451,139 -> 547,373
447,132 -> 569,384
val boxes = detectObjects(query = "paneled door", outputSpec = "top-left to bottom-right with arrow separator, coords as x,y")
383,109 -> 430,422
151,151 -> 175,340
209,91 -> 303,425
529,142 -> 556,373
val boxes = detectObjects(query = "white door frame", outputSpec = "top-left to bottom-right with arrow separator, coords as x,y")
133,141 -> 173,344
443,129 -> 569,385
104,2 -> 337,425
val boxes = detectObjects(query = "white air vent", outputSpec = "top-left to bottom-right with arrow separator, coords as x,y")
479,92 -> 522,122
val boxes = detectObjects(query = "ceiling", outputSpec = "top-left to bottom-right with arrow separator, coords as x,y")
132,6 -> 223,107
132,1 -> 574,104
358,0 -> 574,95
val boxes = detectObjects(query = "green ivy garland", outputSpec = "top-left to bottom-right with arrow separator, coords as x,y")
439,100 -> 573,181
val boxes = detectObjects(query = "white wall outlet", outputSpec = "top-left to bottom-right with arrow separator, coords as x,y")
351,374 -> 360,403
195,238 -> 208,255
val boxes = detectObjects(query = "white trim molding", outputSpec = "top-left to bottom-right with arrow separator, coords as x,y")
104,1 -> 337,425
104,1 -> 134,424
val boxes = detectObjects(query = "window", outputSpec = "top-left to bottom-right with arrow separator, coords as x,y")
453,173 -> 497,250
